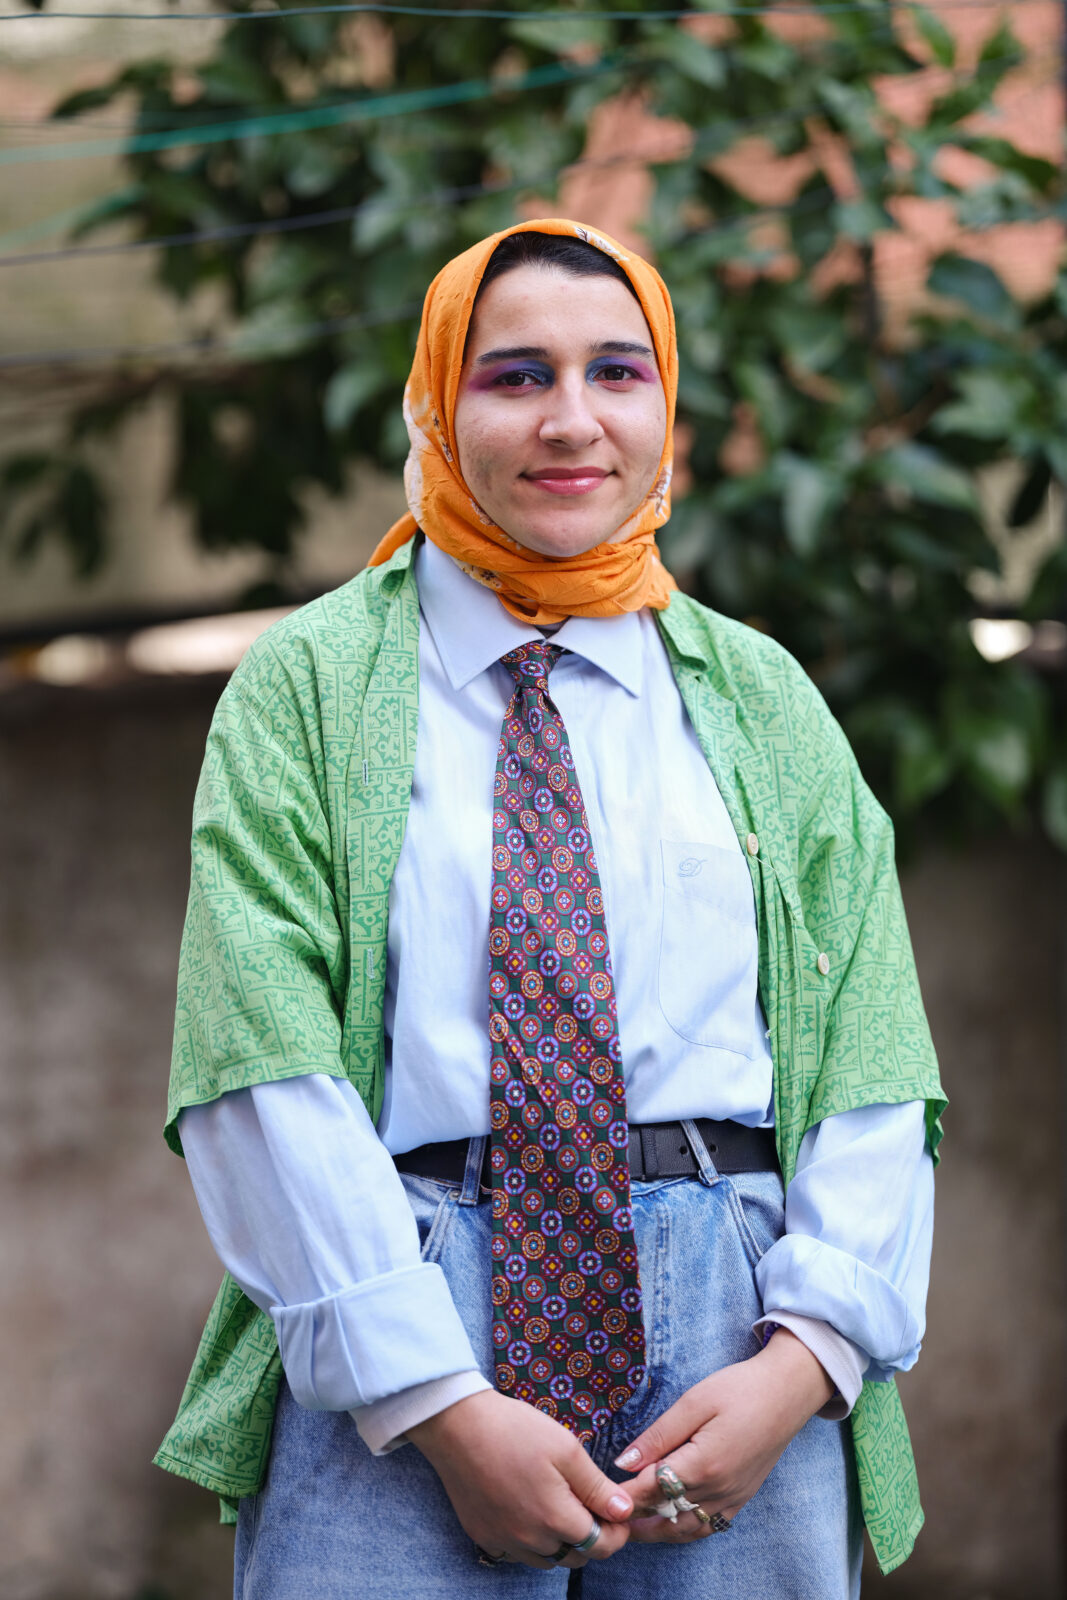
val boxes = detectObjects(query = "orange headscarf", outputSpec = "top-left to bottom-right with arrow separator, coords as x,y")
368,217 -> 677,624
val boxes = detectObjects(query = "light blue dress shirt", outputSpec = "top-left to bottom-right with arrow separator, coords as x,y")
180,539 -> 934,1453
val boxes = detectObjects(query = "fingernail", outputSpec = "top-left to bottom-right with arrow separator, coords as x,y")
608,1493 -> 632,1517
614,1446 -> 640,1469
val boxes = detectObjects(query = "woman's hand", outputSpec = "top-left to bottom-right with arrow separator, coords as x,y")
614,1328 -> 835,1543
407,1389 -> 634,1569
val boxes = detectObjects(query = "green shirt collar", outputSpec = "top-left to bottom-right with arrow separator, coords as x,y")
366,533 -> 417,596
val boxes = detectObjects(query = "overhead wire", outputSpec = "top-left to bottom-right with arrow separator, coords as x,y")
0,34 -> 1039,242
2,159 -> 1062,373
0,0 -> 1024,143
0,4 -> 1057,365
0,55 -> 628,164
0,0 -> 1048,21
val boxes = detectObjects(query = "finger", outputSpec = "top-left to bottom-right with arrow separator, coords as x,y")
547,1510 -> 630,1561
534,1517 -> 628,1569
627,1511 -> 714,1546
613,1387 -> 709,1477
559,1442 -> 635,1528
625,1432 -> 724,1514
509,1545 -> 561,1571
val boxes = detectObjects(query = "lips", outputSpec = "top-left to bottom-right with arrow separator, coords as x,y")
523,467 -> 610,497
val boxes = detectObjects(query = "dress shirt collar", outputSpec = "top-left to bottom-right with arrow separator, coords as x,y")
416,536 -> 644,698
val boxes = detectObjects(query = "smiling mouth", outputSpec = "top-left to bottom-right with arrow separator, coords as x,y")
523,467 -> 610,497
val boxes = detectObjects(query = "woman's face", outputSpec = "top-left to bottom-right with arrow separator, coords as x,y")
453,264 -> 668,560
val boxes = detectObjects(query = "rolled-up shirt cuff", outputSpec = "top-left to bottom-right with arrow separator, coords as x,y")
272,1261 -> 481,1412
753,1312 -> 868,1419
352,1370 -> 492,1456
754,1233 -> 923,1371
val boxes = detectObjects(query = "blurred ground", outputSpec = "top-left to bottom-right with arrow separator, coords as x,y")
0,674 -> 1063,1600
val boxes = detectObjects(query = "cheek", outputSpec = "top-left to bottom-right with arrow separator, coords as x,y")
454,406 -> 515,494
619,395 -> 668,477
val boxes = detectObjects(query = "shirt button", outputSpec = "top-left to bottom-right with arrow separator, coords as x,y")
817,952 -> 830,976
745,833 -> 759,856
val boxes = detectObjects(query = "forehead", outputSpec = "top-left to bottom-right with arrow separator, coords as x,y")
464,264 -> 656,359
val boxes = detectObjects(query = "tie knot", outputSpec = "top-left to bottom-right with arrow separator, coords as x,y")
500,640 -> 562,693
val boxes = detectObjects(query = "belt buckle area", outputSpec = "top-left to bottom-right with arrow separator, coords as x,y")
639,1124 -> 660,1181
634,1123 -> 699,1181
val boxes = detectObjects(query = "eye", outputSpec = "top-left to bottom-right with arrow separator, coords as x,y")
492,368 -> 547,389
592,363 -> 641,384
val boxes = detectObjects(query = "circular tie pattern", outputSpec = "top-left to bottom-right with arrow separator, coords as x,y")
488,640 -> 646,1445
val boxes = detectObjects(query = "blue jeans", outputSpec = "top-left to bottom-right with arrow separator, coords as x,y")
235,1131 -> 862,1599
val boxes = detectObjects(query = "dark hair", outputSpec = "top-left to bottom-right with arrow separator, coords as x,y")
473,229 -> 641,312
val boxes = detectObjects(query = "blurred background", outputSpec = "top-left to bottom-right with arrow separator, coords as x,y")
1,0 -> 1065,1595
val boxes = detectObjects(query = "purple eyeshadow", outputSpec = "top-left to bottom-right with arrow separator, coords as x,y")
467,355 -> 660,391
587,357 -> 658,383
469,361 -> 552,391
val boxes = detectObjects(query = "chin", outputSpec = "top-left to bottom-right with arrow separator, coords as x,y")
508,516 -> 620,561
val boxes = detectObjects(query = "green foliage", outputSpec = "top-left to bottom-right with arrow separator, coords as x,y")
6,0 -> 1067,852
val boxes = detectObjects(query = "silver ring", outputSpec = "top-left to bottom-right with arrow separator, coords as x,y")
475,1546 -> 506,1566
709,1512 -> 732,1534
570,1516 -> 602,1554
656,1464 -> 687,1500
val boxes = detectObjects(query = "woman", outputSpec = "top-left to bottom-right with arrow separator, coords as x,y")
158,218 -> 944,1599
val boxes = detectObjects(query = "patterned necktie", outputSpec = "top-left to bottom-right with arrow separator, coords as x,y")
488,640 -> 646,1445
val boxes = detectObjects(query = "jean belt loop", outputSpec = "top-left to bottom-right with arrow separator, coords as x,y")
681,1118 -> 721,1187
459,1134 -> 487,1206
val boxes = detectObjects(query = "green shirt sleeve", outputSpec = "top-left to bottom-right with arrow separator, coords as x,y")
166,683 -> 348,1154
789,668 -> 946,1158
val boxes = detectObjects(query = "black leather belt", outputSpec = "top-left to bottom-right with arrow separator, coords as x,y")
394,1118 -> 779,1190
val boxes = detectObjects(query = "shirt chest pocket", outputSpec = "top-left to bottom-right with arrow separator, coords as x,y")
658,840 -> 763,1056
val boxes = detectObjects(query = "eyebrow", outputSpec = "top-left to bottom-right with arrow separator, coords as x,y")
474,340 -> 655,366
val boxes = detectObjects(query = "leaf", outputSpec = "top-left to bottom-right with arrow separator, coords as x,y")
894,713 -> 953,810
817,80 -> 883,150
875,443 -> 980,513
227,301 -> 321,359
505,13 -> 612,57
928,79 -> 997,128
642,29 -> 726,90
978,16 -> 1024,70
13,512 -> 49,566
323,362 -> 387,433
930,369 -> 1030,442
963,720 -> 1031,806
50,82 -> 123,120
56,462 -> 106,578
834,196 -> 894,243
1022,537 -> 1067,621
1042,763 -> 1067,853
1,453 -> 54,490
1007,456 -> 1052,529
961,137 -> 1060,194
735,362 -> 795,449
777,454 -> 845,558
913,5 -> 956,68
767,305 -> 846,373
927,253 -> 1017,326
734,27 -> 795,84
197,55 -> 278,106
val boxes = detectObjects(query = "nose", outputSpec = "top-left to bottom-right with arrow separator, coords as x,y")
538,372 -> 604,450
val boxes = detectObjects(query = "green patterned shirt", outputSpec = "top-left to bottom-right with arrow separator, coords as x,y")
155,536 -> 945,1575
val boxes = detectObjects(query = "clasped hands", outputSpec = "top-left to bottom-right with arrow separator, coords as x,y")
408,1328 -> 834,1569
